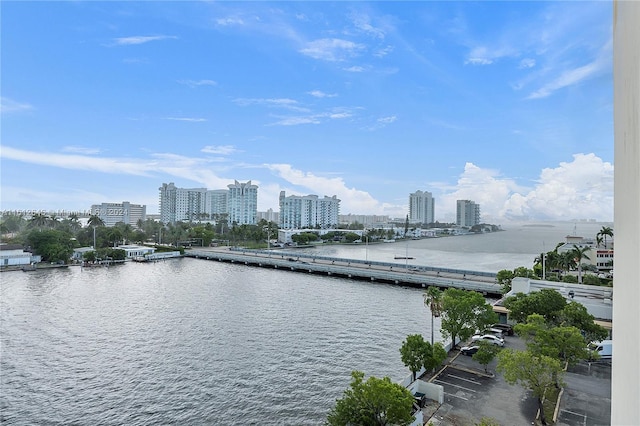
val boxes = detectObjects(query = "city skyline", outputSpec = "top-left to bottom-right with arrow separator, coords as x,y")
1,2 -> 613,222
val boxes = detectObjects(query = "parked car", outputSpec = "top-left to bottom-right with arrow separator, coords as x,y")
491,323 -> 514,336
460,345 -> 480,356
471,334 -> 505,346
478,328 -> 504,339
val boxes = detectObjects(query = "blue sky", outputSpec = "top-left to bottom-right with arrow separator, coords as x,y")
1,1 -> 613,222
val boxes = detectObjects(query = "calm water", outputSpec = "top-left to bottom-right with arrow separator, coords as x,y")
0,221 -> 608,425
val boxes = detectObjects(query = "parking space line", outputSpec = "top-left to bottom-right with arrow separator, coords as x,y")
434,379 -> 478,393
444,392 -> 468,401
560,409 -> 587,425
446,373 -> 482,385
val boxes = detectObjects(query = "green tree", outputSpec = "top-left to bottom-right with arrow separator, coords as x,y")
87,214 -> 105,228
326,371 -> 415,426
570,245 -> 591,284
503,289 -> 567,323
0,213 -> 26,234
29,213 -> 51,229
343,232 -> 360,243
399,334 -> 428,381
597,226 -> 613,249
515,314 -> 590,367
557,301 -> 609,343
497,349 -> 564,426
399,334 -> 447,381
440,288 -> 498,348
472,340 -> 502,373
25,229 -> 74,263
496,269 -> 514,294
423,287 -> 443,347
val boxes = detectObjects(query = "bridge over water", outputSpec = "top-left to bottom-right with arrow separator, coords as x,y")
185,247 -> 503,297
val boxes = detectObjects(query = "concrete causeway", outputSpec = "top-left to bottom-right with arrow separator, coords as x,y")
185,247 -> 503,296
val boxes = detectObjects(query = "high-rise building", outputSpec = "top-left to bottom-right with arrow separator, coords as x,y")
456,200 -> 481,227
206,189 -> 228,220
90,201 -> 146,227
279,191 -> 340,229
257,209 -> 279,224
227,180 -> 258,226
409,190 -> 435,224
159,183 -> 207,224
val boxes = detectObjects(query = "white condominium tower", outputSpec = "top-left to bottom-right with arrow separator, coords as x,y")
279,191 -> 340,229
159,183 -> 208,224
456,200 -> 481,227
206,189 -> 229,220
90,201 -> 146,227
409,190 -> 435,224
227,180 -> 258,226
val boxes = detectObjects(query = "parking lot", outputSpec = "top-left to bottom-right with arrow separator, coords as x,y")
426,335 -> 538,425
556,361 -> 611,426
424,334 -> 611,426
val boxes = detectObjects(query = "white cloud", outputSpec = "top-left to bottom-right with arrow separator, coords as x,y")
201,145 -> 238,155
299,38 -> 365,62
62,146 -> 102,155
163,117 -> 207,122
267,163 -> 383,214
1,97 -> 33,113
268,116 -> 321,126
216,17 -> 244,26
438,154 -> 613,222
374,45 -> 394,58
502,153 -> 613,221
519,58 -> 536,69
233,97 -> 309,112
439,163 -> 524,221
308,90 -> 337,98
350,12 -> 386,40
377,115 -> 396,124
465,57 -> 493,66
363,115 -> 397,131
526,58 -> 605,99
1,146 -> 154,176
343,65 -> 366,72
112,35 -> 177,45
178,79 -> 217,88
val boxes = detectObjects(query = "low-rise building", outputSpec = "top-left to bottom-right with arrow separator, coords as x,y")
119,244 -> 156,258
0,244 -> 41,267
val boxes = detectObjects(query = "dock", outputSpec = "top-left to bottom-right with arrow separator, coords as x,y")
185,247 -> 502,296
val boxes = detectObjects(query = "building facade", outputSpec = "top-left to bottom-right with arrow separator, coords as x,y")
279,191 -> 340,229
206,189 -> 229,220
91,201 -> 146,227
456,200 -> 481,227
227,180 -> 258,226
159,183 -> 207,224
409,190 -> 435,224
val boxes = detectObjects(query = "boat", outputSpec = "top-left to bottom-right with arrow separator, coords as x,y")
394,256 -> 414,260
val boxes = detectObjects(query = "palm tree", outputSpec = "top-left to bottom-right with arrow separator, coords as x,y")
88,215 -> 105,227
107,227 -> 123,247
571,245 -> 592,284
29,213 -> 50,229
560,251 -> 577,276
423,287 -> 443,348
597,226 -> 613,249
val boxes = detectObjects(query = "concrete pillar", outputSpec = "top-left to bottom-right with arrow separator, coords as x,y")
612,1 -> 640,424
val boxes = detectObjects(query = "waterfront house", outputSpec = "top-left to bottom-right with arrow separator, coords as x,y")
0,244 -> 41,268
119,244 -> 156,259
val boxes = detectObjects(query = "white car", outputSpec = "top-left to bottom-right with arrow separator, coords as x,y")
471,334 -> 505,346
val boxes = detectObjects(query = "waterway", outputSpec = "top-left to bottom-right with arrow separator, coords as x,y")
0,221 -> 607,425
